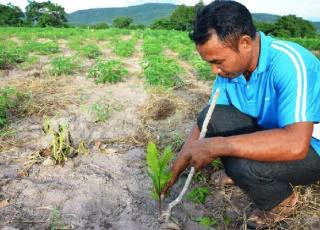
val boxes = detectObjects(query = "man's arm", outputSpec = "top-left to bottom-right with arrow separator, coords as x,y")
189,122 -> 314,169
163,122 -> 313,194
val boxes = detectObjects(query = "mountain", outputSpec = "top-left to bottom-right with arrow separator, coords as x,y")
252,13 -> 280,23
67,3 -> 320,31
313,22 -> 320,31
67,3 -> 177,25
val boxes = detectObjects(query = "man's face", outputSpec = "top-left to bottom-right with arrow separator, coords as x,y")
196,34 -> 252,78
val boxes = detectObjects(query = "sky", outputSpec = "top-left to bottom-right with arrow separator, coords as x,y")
1,0 -> 320,21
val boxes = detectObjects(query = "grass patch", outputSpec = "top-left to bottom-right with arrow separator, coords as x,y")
0,87 -> 19,127
23,41 -> 60,55
88,59 -> 128,84
90,102 -> 112,123
81,44 -> 101,59
19,55 -> 40,70
50,56 -> 78,76
0,45 -> 27,69
186,187 -> 209,204
143,56 -> 184,88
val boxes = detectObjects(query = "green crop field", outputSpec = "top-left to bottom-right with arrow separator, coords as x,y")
0,27 -> 319,229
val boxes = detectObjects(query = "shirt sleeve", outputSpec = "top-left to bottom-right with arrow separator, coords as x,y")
209,76 -> 230,105
273,52 -> 320,127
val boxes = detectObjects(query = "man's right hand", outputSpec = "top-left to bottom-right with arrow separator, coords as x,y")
161,124 -> 201,196
161,151 -> 191,195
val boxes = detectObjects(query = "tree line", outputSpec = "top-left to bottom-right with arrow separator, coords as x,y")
0,0 -> 318,38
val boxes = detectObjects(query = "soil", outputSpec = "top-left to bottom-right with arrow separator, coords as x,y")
1,37 -> 319,230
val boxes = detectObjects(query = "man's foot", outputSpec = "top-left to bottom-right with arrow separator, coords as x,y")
210,169 -> 234,186
247,192 -> 299,229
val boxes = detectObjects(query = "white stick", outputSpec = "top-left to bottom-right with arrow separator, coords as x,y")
162,88 -> 220,223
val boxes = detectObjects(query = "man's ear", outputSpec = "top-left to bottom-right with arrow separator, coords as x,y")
238,35 -> 253,52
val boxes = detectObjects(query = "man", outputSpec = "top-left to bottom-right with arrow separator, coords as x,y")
162,0 -> 320,228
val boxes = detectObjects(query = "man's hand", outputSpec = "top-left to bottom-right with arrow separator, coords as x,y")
161,150 -> 191,195
161,139 -> 218,195
188,139 -> 217,170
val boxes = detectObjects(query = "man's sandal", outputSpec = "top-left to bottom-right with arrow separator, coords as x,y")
247,192 -> 299,229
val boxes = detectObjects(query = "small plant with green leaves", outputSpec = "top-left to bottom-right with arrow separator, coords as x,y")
88,59 -> 128,84
192,216 -> 217,228
211,158 -> 222,171
23,41 -> 60,55
0,45 -> 27,69
50,56 -> 78,76
146,142 -> 173,214
90,102 -> 111,123
186,187 -> 209,204
191,57 -> 216,81
143,55 -> 184,88
112,38 -> 137,57
0,87 -> 18,127
82,44 -> 101,59
50,208 -> 67,230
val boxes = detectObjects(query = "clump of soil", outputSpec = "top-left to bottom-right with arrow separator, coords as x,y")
149,98 -> 176,120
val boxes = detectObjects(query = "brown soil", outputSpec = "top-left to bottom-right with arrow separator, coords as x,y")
0,35 -> 319,230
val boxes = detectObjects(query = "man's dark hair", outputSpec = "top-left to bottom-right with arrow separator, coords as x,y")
190,1 -> 256,49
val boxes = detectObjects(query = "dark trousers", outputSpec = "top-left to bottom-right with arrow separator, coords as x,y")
197,105 -> 320,210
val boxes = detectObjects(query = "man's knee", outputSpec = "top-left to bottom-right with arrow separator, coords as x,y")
197,104 -> 232,137
223,157 -> 253,184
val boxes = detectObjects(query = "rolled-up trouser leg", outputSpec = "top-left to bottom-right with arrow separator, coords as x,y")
197,105 -> 320,210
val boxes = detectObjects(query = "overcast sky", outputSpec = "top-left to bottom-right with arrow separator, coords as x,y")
1,0 -> 320,21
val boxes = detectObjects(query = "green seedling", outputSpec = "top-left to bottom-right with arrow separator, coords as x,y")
186,187 -> 209,204
211,158 -> 222,171
192,216 -> 217,228
50,56 -> 77,76
223,215 -> 233,227
90,102 -> 111,123
82,44 -> 101,59
146,142 -> 173,214
88,59 -> 128,84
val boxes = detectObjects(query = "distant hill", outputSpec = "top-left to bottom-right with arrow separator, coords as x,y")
252,13 -> 280,23
67,3 -> 320,31
67,3 -> 177,25
313,22 -> 320,31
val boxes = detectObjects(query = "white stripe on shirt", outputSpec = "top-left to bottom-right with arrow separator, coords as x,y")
273,41 -> 307,121
271,43 -> 303,122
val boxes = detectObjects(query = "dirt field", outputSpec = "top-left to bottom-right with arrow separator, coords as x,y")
1,33 -> 319,230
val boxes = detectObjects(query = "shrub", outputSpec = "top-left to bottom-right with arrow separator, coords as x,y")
82,44 -> 101,59
0,87 -> 18,127
50,56 -> 77,76
88,59 -> 128,84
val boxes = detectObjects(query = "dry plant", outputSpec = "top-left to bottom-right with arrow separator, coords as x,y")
5,77 -> 79,117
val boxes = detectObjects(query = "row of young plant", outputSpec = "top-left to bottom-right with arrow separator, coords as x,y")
159,30 -> 216,81
142,30 -> 184,88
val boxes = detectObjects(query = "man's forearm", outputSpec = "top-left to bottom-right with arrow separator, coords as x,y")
202,122 -> 313,162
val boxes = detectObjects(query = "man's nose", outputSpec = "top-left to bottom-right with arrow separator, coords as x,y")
211,65 -> 221,74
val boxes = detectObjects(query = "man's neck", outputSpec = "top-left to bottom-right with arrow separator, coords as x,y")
244,32 -> 261,81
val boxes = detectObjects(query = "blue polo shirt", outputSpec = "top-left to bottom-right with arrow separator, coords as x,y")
210,32 -> 320,156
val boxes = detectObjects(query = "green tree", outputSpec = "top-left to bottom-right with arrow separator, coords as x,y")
112,16 -> 133,28
272,15 -> 316,38
150,18 -> 173,30
0,3 -> 25,26
254,21 -> 275,35
169,5 -> 195,31
25,0 -> 67,27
